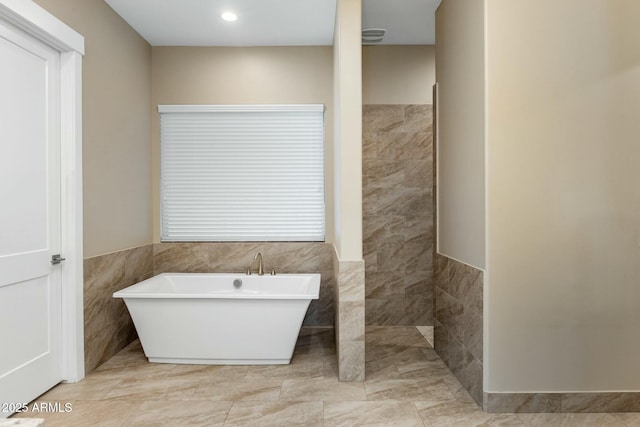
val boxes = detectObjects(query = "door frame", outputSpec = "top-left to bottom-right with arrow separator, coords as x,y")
0,0 -> 85,382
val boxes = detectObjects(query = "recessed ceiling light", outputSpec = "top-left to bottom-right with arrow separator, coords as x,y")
221,11 -> 238,22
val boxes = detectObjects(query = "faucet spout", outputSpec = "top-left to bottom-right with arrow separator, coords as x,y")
254,252 -> 264,276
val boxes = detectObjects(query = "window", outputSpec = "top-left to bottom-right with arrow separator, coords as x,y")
159,104 -> 325,242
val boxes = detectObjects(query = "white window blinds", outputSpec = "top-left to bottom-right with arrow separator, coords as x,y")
159,104 -> 325,242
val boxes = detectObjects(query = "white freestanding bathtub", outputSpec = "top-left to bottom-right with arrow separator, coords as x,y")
113,273 -> 320,365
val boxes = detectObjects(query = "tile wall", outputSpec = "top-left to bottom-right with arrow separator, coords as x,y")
484,391 -> 640,413
362,104 -> 434,326
333,259 -> 366,381
83,244 -> 154,373
434,254 -> 484,406
152,242 -> 335,326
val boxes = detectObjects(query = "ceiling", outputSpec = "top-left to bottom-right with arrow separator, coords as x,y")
105,0 -> 442,46
362,0 -> 441,45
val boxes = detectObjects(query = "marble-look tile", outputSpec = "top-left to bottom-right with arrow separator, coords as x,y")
463,309 -> 483,362
103,376 -> 200,401
337,340 -> 366,382
366,326 -> 429,347
364,250 -> 377,273
375,187 -> 423,217
167,364 -> 251,382
434,255 -> 484,405
207,242 -> 263,272
433,319 -> 449,364
83,248 -> 137,374
365,356 -> 402,381
336,261 -> 365,302
84,251 -> 126,294
516,413 -> 629,427
611,413 -> 640,426
404,216 -> 433,245
376,243 -> 406,272
402,241 -> 432,272
362,185 -> 380,217
392,347 -> 441,374
84,245 -> 153,372
83,251 -> 125,326
338,301 -> 365,342
193,379 -> 282,401
363,215 -> 405,247
365,378 -> 451,401
264,242 -> 334,273
26,326 -> 640,426
130,400 -> 232,427
484,393 -> 562,413
0,420 -> 45,427
444,332 -> 466,375
279,378 -> 366,401
408,295 -> 433,326
448,259 -> 483,315
378,129 -> 431,161
153,242 -> 210,273
375,130 -> 416,161
405,270 -> 433,299
124,244 -> 154,284
405,129 -> 432,161
13,400 -> 142,427
244,360 -> 324,380
461,356 -> 483,406
404,188 -> 432,213
324,401 -> 425,426
363,104 -> 404,132
362,103 -> 434,329
560,392 -> 640,413
225,401 -> 323,426
366,299 -> 413,326
435,288 -> 464,340
434,254 -> 449,293
363,131 -> 378,160
404,105 -> 433,130
405,159 -> 434,189
366,271 -> 405,299
415,399 -> 525,427
364,159 -> 405,189
38,378 -> 121,401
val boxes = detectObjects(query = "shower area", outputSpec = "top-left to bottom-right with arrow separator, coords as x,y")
362,46 -> 436,330
363,104 -> 434,327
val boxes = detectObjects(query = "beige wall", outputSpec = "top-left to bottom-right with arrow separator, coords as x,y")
486,0 -> 640,391
150,46 -> 334,243
435,0 -> 486,268
34,0 -> 152,258
363,45 -> 435,104
333,0 -> 363,260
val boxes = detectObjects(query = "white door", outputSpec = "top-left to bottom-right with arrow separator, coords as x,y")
0,18 -> 63,414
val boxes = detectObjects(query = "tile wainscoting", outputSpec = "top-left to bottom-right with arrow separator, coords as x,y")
83,244 -> 154,373
363,104 -> 434,326
152,242 -> 336,327
434,254 -> 484,406
484,392 -> 640,413
333,258 -> 366,381
83,242 -> 341,375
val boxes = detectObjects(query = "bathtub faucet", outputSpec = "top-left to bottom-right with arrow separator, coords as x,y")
254,252 -> 264,276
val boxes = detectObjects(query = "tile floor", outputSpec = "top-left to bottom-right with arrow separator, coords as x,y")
13,326 -> 640,426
